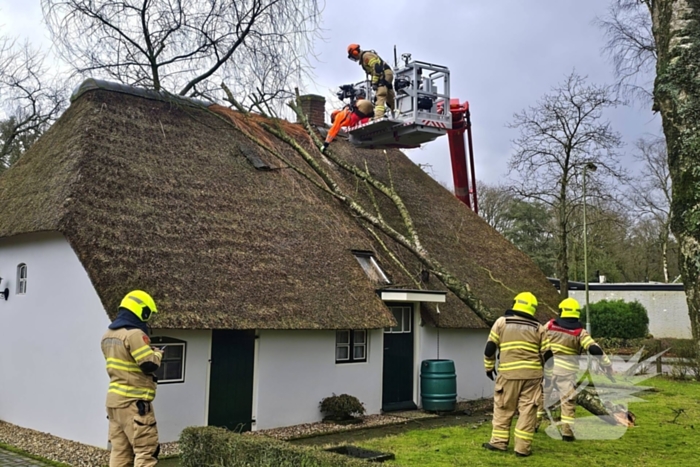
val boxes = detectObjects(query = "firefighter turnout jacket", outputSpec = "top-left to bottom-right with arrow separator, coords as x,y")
484,313 -> 552,378
546,319 -> 612,375
101,328 -> 163,408
359,50 -> 392,87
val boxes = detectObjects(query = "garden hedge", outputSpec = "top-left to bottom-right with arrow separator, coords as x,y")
179,426 -> 379,467
589,299 -> 649,339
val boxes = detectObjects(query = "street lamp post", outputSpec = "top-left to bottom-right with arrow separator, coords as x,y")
583,162 -> 597,334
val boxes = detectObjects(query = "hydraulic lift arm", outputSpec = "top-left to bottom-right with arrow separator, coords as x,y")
447,99 -> 479,213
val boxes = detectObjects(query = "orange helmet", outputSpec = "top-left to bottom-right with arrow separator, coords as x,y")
347,44 -> 361,61
331,109 -> 342,123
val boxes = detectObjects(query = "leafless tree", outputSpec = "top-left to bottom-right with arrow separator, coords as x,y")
507,71 -> 625,298
42,0 -> 322,108
477,181 -> 516,233
0,37 -> 66,170
597,0 -> 700,343
595,0 -> 656,104
629,136 -> 672,281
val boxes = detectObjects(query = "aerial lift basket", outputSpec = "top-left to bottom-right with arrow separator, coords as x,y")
346,60 -> 452,149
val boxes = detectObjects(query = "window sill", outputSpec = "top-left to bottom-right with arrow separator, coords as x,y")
335,360 -> 368,366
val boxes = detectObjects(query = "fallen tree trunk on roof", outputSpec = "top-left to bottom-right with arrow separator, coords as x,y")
212,86 -> 634,426
286,96 -> 634,426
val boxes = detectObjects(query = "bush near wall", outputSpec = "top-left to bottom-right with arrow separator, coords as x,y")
589,299 -> 649,339
179,426 -> 378,467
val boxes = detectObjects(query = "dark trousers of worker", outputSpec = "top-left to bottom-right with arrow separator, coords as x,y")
489,375 -> 542,455
108,402 -> 159,467
374,69 -> 395,119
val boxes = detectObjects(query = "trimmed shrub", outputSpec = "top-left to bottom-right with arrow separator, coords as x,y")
319,394 -> 366,421
179,426 -> 378,467
589,299 -> 649,339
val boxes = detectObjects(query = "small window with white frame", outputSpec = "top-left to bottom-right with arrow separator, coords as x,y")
16,263 -> 27,295
352,250 -> 390,285
336,330 -> 367,364
150,336 -> 186,383
385,305 -> 412,333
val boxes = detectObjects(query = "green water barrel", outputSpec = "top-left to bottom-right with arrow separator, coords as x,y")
420,359 -> 457,412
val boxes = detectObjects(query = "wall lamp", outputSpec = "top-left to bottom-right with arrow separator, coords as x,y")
0,277 -> 8,301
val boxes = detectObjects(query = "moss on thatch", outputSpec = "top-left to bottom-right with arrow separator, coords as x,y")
0,84 -> 559,329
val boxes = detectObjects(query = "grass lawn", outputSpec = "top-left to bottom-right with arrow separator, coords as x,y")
357,378 -> 699,467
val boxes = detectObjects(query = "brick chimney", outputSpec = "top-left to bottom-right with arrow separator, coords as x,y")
297,94 -> 326,127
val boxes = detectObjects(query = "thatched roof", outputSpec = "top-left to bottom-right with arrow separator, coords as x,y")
0,80 -> 560,329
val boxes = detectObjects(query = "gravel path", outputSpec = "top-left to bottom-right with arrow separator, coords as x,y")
0,398 -> 494,465
0,422 -> 108,467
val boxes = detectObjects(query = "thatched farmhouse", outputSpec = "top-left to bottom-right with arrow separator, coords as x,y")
0,80 -> 560,447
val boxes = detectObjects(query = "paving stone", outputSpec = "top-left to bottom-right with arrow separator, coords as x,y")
0,448 -> 49,466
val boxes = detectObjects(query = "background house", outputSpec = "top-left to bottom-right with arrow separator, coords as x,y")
552,280 -> 692,339
0,80 -> 560,447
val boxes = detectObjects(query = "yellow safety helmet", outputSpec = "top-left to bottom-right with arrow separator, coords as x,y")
512,291 -> 538,316
120,290 -> 158,322
558,297 -> 581,319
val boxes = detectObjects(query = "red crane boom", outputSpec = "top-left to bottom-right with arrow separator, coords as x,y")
447,99 -> 478,213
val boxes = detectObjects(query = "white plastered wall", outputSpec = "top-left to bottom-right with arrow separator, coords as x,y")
569,290 -> 692,339
0,232 -> 111,447
254,330 -> 383,430
149,329 -> 211,443
417,324 -> 494,402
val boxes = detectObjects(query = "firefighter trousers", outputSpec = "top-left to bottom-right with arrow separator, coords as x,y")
537,374 -> 577,437
374,69 -> 395,119
489,375 -> 542,455
107,402 -> 160,467
553,374 -> 577,437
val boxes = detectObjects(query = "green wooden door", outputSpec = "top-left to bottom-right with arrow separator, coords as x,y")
382,304 -> 416,411
207,330 -> 255,432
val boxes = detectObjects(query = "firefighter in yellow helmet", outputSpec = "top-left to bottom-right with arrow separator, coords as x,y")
101,291 -> 163,467
483,292 -> 553,457
537,297 -> 613,441
347,44 -> 395,119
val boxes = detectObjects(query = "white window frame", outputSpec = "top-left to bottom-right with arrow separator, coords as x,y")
16,263 -> 27,295
384,306 -> 412,334
336,330 -> 368,364
150,337 -> 186,384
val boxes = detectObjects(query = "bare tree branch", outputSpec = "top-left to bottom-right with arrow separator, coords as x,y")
594,0 -> 656,105
42,0 -> 322,109
0,36 -> 67,170
506,71 -> 626,296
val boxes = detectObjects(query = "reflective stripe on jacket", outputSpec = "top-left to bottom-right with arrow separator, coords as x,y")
359,51 -> 391,85
546,319 -> 611,375
485,315 -> 550,380
101,327 -> 162,408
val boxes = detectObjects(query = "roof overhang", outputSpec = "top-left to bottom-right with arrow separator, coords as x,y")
379,288 -> 447,303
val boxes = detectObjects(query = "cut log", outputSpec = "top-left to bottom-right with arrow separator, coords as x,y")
576,388 -> 635,426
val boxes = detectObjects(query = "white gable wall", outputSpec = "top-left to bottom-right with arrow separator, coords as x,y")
149,329 -> 211,443
254,330 -> 383,430
0,232 -> 111,447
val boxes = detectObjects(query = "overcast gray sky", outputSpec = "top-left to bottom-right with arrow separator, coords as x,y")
1,0 -> 660,188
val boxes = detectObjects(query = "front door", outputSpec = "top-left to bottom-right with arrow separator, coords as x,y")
207,330 -> 255,432
382,303 -> 416,411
